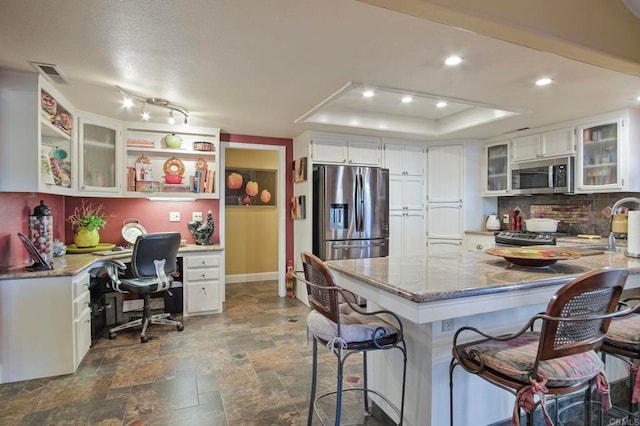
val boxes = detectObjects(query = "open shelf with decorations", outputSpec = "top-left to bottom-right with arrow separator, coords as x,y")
122,123 -> 220,199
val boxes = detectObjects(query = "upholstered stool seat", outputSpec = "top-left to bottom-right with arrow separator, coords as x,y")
450,268 -> 630,426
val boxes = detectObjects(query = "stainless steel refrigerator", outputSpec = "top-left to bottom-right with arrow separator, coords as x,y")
313,164 -> 389,260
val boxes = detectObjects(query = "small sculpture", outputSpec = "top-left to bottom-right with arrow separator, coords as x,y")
187,210 -> 215,245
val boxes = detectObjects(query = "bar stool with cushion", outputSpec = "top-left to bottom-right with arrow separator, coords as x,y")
298,251 -> 407,426
599,296 -> 640,417
450,267 -> 629,426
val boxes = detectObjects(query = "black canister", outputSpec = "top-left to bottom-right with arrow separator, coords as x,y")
29,200 -> 53,261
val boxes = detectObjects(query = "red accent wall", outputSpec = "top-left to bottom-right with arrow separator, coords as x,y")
0,133 -> 293,269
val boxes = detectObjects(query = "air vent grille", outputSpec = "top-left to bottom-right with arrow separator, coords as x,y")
29,62 -> 70,85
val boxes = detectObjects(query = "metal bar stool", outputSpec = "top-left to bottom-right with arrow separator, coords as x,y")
450,267 -> 630,426
298,251 -> 407,426
598,296 -> 640,422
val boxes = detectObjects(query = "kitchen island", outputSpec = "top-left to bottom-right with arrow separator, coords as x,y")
326,250 -> 640,426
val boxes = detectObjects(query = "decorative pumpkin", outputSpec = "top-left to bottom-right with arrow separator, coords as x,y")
260,189 -> 271,203
245,181 -> 259,196
227,172 -> 243,189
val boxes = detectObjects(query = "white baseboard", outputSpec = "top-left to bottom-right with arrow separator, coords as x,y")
226,272 -> 279,284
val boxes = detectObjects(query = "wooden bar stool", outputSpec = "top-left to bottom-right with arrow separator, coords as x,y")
450,268 -> 629,426
599,297 -> 640,420
298,251 -> 407,426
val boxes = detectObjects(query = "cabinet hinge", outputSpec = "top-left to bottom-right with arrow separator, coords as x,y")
622,119 -> 625,127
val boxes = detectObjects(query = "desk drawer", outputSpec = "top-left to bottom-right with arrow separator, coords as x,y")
185,255 -> 220,268
74,291 -> 90,318
73,273 -> 90,298
186,268 -> 219,282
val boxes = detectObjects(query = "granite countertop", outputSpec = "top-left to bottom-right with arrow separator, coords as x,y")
326,251 -> 640,303
0,244 -> 224,280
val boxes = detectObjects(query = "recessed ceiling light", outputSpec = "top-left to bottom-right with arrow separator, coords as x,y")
445,56 -> 462,66
535,77 -> 553,86
362,90 -> 375,98
401,96 -> 413,103
636,95 -> 640,102
436,101 -> 448,108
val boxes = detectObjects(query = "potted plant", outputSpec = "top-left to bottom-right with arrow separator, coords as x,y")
66,200 -> 110,248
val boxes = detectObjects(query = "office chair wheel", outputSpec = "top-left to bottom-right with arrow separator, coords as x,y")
177,324 -> 184,331
109,332 -> 116,340
140,335 -> 149,343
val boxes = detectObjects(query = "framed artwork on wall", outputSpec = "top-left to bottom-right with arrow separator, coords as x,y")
225,168 -> 276,207
291,195 -> 306,219
292,157 -> 307,183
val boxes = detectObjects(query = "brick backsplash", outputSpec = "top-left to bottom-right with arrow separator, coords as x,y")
497,192 -> 640,236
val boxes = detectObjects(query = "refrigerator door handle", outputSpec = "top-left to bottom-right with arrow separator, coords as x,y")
332,241 -> 387,249
355,173 -> 364,232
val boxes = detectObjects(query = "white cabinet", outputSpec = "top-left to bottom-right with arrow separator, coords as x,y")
183,251 -> 223,315
123,122 -> 220,199
0,270 -> 91,384
389,210 -> 425,258
72,272 -> 92,369
482,141 -> 510,195
426,145 -> 463,203
427,203 -> 463,240
383,142 -> 424,175
427,239 -> 462,255
464,234 -> 495,252
78,111 -> 122,195
384,140 -> 426,257
576,110 -> 640,193
389,175 -> 423,211
511,128 -> 575,162
311,134 -> 381,166
0,70 -> 77,195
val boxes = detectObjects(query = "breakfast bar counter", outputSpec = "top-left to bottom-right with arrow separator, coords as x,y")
325,251 -> 640,426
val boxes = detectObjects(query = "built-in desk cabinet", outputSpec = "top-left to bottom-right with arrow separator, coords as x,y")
182,251 -> 223,315
0,269 -> 91,384
78,112 -> 122,195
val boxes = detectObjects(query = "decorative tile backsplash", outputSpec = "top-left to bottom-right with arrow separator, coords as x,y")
497,192 -> 640,236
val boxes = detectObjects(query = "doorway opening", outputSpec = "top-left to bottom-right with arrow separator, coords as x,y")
220,142 -> 286,297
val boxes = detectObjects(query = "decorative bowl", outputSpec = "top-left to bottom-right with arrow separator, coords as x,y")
485,247 -> 580,267
164,174 -> 183,184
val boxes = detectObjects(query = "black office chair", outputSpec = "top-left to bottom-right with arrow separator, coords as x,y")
102,232 -> 184,343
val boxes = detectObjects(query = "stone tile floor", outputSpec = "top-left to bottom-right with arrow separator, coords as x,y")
0,281 -> 388,426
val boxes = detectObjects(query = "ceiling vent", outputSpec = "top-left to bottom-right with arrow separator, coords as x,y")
29,62 -> 70,85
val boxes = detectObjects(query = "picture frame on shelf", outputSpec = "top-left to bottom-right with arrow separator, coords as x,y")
225,168 -> 276,207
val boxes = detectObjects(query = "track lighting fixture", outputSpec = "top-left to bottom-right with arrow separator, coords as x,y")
117,85 -> 189,126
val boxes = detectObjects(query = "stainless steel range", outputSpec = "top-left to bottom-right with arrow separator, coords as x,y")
495,231 -> 566,247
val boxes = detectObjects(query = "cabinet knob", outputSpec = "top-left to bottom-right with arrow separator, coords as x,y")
201,274 -> 206,278
201,261 -> 206,265
476,244 -> 484,250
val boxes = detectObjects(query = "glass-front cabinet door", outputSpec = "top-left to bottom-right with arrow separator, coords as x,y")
78,112 -> 122,194
483,140 -> 510,195
577,118 -> 622,192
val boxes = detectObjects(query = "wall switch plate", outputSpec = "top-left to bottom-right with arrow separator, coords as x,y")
169,212 -> 180,222
503,214 -> 509,224
441,319 -> 454,332
192,212 -> 203,222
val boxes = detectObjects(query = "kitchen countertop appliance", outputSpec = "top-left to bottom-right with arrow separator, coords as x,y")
495,230 -> 567,247
313,164 -> 389,261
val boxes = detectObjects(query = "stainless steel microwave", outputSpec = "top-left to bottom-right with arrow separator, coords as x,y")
510,156 -> 574,195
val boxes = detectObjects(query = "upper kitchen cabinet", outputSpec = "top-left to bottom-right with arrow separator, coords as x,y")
311,133 -> 381,166
482,140 -> 510,196
383,141 -> 424,176
576,109 -> 640,193
426,144 -> 463,203
78,112 -> 122,195
123,122 -> 220,199
511,128 -> 575,163
0,70 -> 77,195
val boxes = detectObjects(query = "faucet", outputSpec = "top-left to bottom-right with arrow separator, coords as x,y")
608,197 -> 640,251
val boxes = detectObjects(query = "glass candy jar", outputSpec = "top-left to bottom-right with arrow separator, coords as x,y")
29,200 -> 54,261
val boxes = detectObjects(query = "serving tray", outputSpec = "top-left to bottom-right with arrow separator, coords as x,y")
485,247 -> 580,267
66,243 -> 116,254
